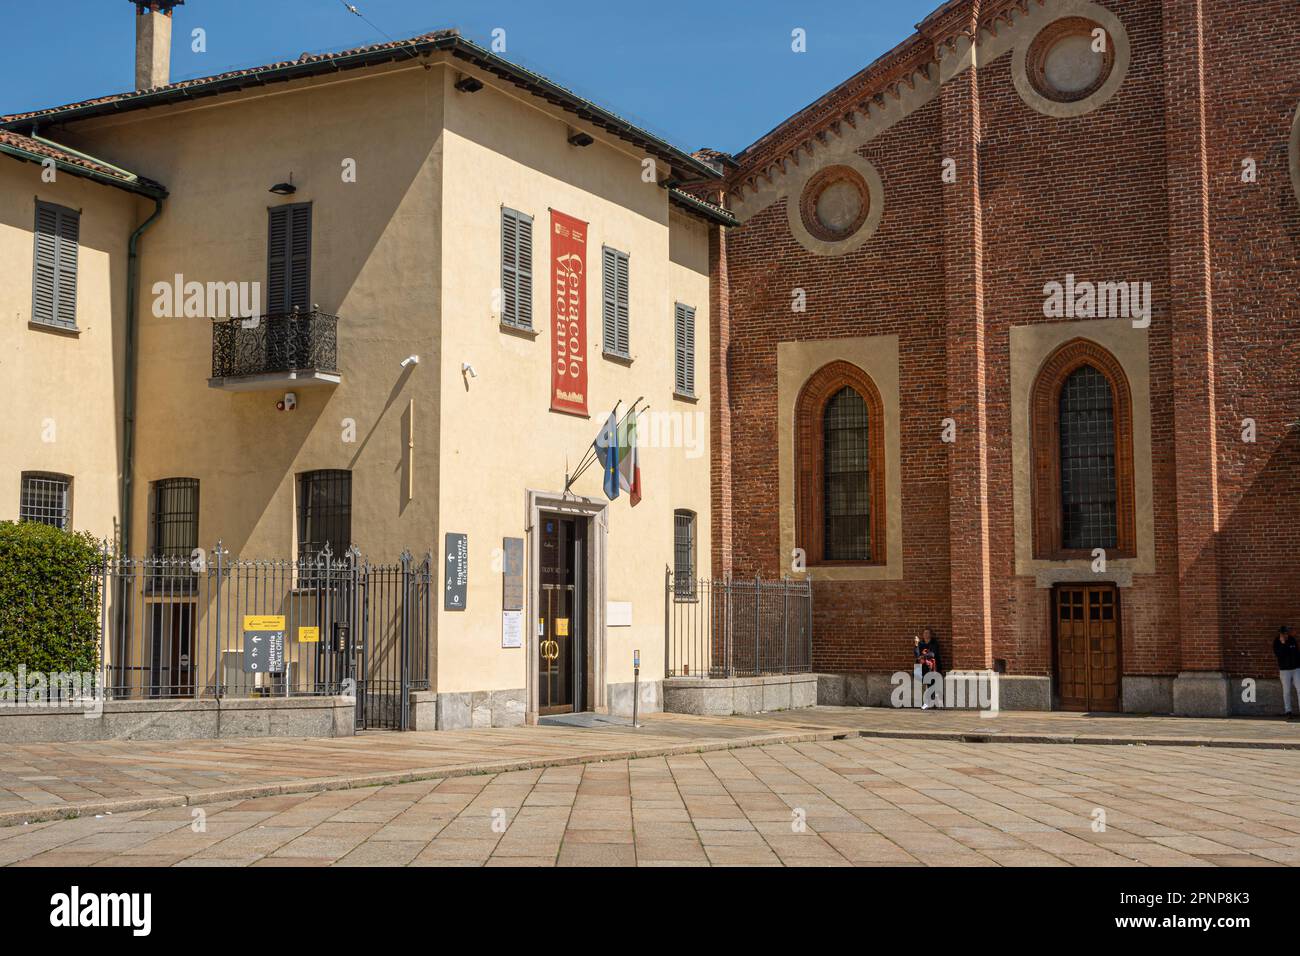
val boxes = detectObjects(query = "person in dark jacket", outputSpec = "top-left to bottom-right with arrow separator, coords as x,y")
915,627 -> 943,709
1274,626 -> 1300,718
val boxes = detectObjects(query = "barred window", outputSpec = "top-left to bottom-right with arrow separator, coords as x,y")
822,387 -> 870,560
19,472 -> 71,530
149,478 -> 199,560
1058,365 -> 1117,550
297,469 -> 352,562
673,509 -> 696,598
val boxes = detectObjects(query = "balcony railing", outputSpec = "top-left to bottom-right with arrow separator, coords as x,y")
209,309 -> 340,390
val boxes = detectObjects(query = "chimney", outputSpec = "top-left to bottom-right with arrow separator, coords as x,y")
131,1 -> 183,91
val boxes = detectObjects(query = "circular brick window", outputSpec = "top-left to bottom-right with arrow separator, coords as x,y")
1027,17 -> 1114,103
799,165 -> 870,242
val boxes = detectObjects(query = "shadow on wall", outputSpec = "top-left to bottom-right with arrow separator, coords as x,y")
1218,422 -> 1300,677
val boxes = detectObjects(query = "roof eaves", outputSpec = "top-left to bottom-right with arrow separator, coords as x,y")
667,186 -> 737,227
0,133 -> 167,199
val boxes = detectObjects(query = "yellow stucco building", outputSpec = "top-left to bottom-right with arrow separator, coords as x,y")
0,13 -> 732,728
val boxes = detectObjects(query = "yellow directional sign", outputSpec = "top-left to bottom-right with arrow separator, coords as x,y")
298,626 -> 320,643
243,615 -> 285,631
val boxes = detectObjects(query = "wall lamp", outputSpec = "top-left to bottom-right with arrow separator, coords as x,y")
269,176 -> 297,196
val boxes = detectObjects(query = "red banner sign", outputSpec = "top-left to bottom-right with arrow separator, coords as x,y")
550,209 -> 588,416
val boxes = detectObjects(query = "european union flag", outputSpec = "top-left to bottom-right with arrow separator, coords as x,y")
594,410 -> 620,501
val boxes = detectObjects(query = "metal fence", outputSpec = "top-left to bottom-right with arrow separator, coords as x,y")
96,543 -> 431,730
665,571 -> 812,678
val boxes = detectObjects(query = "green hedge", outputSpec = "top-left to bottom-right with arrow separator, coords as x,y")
0,521 -> 102,674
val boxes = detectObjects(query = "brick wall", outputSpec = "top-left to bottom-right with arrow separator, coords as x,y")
714,0 -> 1300,687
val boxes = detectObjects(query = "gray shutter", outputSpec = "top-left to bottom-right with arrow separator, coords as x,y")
32,201 -> 79,328
268,203 -> 311,313
501,208 -> 533,328
674,302 -> 696,395
267,206 -> 289,312
602,246 -> 617,351
289,203 -> 312,311
602,247 -> 629,357
615,251 -> 629,356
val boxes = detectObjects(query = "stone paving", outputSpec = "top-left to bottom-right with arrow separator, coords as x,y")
4,734 -> 1300,867
2,706 -> 1296,828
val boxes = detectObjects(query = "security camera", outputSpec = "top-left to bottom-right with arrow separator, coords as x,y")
400,354 -> 419,368
462,362 -> 478,379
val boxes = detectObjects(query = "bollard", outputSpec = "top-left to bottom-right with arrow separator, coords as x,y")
632,648 -> 641,729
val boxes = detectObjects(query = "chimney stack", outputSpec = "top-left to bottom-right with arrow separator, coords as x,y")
131,0 -> 184,91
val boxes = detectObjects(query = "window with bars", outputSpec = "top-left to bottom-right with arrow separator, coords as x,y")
1058,364 -> 1118,550
822,387 -> 871,561
297,470 -> 352,563
19,472 -> 71,530
601,246 -> 630,358
149,478 -> 199,561
501,207 -> 534,329
673,302 -> 696,397
268,202 -> 312,314
673,509 -> 696,598
32,200 -> 80,329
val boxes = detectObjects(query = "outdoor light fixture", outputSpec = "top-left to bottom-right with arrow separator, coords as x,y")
400,354 -> 419,369
454,75 -> 484,93
462,362 -> 478,379
269,176 -> 296,195
567,130 -> 594,148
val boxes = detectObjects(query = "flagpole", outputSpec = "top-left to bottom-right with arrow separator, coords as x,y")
564,399 -> 621,493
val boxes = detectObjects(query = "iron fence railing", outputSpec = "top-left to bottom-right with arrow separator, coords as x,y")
665,571 -> 812,679
211,308 -> 339,379
94,543 -> 430,729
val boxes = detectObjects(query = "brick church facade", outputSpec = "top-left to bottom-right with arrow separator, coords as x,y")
690,0 -> 1300,715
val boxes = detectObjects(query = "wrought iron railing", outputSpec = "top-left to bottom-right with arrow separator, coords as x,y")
211,309 -> 339,379
92,543 -> 431,730
665,571 -> 813,679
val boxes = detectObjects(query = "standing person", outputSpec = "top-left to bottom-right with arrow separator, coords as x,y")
1274,626 -> 1300,718
917,627 -> 943,709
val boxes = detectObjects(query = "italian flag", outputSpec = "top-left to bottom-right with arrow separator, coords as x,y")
618,411 -> 642,506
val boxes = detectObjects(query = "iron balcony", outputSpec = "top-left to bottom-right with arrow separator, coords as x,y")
208,308 -> 340,391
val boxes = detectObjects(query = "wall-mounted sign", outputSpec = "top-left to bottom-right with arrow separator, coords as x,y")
298,626 -> 319,643
550,209 -> 588,415
607,601 -> 632,627
243,615 -> 285,673
502,536 -> 524,610
445,532 -> 468,611
556,617 -> 569,637
502,609 -> 523,648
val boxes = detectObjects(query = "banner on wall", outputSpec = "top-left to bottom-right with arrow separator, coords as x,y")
550,209 -> 588,415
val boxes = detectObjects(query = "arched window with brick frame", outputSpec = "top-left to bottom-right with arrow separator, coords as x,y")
1031,338 -> 1136,559
795,361 -> 886,565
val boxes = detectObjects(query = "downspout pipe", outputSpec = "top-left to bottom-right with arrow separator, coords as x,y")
120,196 -> 164,555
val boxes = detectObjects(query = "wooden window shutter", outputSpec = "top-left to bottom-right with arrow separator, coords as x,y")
268,203 -> 311,313
501,208 -> 533,329
602,247 -> 630,357
32,201 -> 79,328
674,302 -> 696,396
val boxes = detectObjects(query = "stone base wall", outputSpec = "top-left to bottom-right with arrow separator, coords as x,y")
606,679 -> 663,718
409,689 -> 527,730
0,696 -> 355,743
662,673 -> 818,716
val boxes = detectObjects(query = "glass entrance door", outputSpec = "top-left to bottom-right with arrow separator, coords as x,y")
539,515 -> 585,714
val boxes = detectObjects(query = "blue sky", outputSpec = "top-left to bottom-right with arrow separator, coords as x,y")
2,0 -> 933,155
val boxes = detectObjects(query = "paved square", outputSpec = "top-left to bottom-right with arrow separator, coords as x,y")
4,735 -> 1299,867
